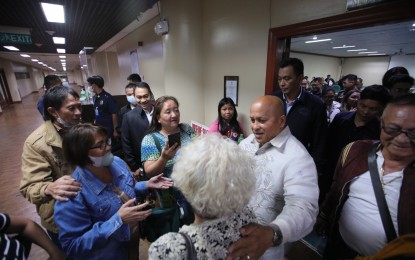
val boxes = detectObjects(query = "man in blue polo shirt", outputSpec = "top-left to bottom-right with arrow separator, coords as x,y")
87,75 -> 119,141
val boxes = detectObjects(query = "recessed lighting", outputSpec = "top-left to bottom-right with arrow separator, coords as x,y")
57,48 -> 66,53
59,55 -> 66,58
3,46 -> 19,51
20,54 -> 30,58
332,45 -> 356,49
31,59 -> 39,62
358,51 -> 378,54
53,37 -> 65,44
41,3 -> 65,23
60,59 -> 66,62
312,35 -> 317,40
38,62 -> 44,64
305,39 -> 332,43
368,53 -> 387,56
347,49 -> 368,52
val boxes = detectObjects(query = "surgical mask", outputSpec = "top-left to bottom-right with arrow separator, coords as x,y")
89,152 -> 114,167
56,115 -> 72,129
126,95 -> 137,105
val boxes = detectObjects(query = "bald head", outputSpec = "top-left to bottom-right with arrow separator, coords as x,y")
250,95 -> 286,147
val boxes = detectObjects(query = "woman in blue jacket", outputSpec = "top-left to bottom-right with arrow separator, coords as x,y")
54,123 -> 173,259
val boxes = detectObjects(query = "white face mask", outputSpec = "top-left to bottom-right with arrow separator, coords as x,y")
55,111 -> 73,129
126,95 -> 137,105
89,152 -> 114,167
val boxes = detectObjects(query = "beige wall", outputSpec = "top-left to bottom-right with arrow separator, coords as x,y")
90,52 -> 121,94
114,16 -> 165,98
291,52 -> 390,86
291,52 -> 341,82
202,0 -> 270,132
342,56 -> 389,86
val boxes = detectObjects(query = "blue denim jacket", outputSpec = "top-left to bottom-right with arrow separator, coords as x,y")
54,156 -> 144,260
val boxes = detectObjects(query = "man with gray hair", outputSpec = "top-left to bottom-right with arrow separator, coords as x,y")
227,95 -> 319,260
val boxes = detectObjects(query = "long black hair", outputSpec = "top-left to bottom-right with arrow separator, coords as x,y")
217,97 -> 242,136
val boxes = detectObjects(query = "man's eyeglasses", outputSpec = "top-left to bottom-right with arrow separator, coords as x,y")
382,125 -> 415,140
90,138 -> 112,150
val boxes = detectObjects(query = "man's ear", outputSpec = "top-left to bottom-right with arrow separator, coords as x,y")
47,107 -> 58,119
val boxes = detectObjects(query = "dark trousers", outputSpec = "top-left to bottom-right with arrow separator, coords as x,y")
47,230 -> 63,251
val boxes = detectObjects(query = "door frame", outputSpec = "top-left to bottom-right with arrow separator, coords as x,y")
265,0 -> 415,94
0,70 -> 12,109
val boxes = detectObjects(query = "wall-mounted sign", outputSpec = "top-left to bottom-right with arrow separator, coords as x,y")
0,32 -> 32,44
224,76 -> 239,106
346,0 -> 394,11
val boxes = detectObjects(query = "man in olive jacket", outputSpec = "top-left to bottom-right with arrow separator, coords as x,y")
20,86 -> 82,248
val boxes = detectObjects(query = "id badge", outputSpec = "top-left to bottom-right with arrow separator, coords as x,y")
95,106 -> 99,116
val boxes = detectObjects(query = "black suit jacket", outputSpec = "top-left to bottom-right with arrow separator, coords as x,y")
121,106 -> 150,171
274,89 -> 328,176
116,104 -> 133,134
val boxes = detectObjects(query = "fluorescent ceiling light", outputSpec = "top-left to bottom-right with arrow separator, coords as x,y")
38,62 -> 44,64
20,54 -> 30,58
41,3 -> 65,23
31,59 -> 39,62
358,51 -> 378,54
60,59 -> 66,62
305,38 -> 332,43
57,48 -> 66,53
368,53 -> 387,56
3,46 -> 19,51
59,55 -> 66,58
332,45 -> 356,49
53,37 -> 65,44
347,49 -> 368,52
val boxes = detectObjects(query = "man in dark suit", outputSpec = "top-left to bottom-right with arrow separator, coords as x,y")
121,82 -> 154,171
273,58 -> 328,198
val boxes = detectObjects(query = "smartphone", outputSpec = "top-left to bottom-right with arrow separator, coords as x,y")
168,132 -> 181,147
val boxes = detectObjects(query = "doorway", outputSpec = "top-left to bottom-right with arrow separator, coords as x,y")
265,0 -> 415,94
0,70 -> 12,110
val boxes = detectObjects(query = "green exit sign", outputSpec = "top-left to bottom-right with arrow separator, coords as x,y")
0,33 -> 32,44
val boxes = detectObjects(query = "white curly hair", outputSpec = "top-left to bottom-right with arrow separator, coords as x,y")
171,133 -> 256,219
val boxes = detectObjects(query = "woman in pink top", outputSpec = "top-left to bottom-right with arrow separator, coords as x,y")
208,97 -> 245,142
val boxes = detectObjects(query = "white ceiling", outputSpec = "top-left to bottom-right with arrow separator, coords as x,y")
291,20 -> 415,57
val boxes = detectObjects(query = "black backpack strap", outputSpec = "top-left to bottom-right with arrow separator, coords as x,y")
368,142 -> 397,242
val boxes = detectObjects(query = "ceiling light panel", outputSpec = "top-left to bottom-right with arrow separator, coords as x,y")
20,54 -> 30,58
53,37 -> 66,44
57,48 -> 66,53
41,3 -> 65,23
3,46 -> 19,51
305,39 -> 332,43
347,49 -> 368,52
332,45 -> 356,49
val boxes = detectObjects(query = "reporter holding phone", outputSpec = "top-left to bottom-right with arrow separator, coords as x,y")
54,123 -> 173,260
141,96 -> 197,178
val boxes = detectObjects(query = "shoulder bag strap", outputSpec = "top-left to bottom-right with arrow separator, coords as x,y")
341,141 -> 354,166
151,133 -> 162,153
179,232 -> 197,260
368,142 -> 398,242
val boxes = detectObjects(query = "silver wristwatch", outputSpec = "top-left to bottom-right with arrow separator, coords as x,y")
270,224 -> 283,247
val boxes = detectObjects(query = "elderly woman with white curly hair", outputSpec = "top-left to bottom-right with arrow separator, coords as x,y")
148,133 -> 257,259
